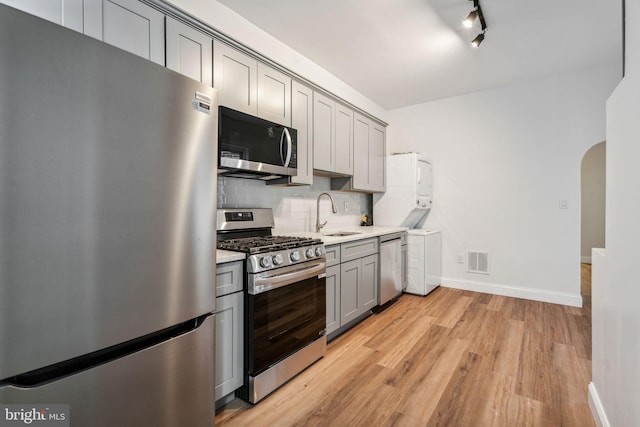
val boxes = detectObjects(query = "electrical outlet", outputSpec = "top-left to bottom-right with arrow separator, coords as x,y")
344,201 -> 349,213
457,254 -> 464,264
559,199 -> 568,209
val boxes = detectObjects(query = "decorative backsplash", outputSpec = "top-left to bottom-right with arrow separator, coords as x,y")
218,176 -> 371,234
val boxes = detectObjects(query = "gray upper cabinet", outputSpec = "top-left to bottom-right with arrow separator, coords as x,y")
313,91 -> 335,173
290,80 -> 313,185
165,17 -> 213,86
0,0 -> 83,32
352,112 -> 386,192
313,91 -> 354,176
84,0 -> 165,65
213,40 -> 258,116
334,103 -> 354,176
257,63 -> 291,126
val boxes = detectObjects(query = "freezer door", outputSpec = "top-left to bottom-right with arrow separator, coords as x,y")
0,317 -> 215,427
0,5 -> 217,379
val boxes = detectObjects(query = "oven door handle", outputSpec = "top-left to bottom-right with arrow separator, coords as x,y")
249,261 -> 326,295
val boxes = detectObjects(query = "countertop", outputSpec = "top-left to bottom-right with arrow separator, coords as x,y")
277,225 -> 409,246
216,226 -> 408,264
216,249 -> 246,264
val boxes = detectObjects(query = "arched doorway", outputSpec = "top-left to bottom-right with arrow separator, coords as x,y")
580,141 -> 606,304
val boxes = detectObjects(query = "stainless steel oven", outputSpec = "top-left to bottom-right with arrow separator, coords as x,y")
217,208 -> 327,404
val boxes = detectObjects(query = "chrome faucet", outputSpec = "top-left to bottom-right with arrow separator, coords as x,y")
316,192 -> 338,233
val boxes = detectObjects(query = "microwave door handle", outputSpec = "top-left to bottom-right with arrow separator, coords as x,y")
282,127 -> 292,167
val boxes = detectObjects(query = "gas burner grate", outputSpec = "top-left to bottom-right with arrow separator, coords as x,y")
217,235 -> 323,254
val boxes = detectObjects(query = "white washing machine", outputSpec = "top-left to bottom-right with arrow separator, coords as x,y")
406,229 -> 441,296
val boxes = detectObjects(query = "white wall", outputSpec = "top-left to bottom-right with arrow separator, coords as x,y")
164,0 -> 386,122
580,143 -> 606,263
590,1 -> 640,424
386,64 -> 621,306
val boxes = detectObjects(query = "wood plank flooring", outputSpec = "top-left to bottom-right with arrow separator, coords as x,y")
215,287 -> 593,426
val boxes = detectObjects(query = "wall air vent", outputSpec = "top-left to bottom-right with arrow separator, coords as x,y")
467,251 -> 490,274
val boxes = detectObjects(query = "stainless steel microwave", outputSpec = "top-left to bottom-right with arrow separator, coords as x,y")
218,106 -> 297,180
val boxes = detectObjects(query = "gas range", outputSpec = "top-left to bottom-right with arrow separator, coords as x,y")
216,208 -> 326,273
215,208 -> 328,404
217,235 -> 325,273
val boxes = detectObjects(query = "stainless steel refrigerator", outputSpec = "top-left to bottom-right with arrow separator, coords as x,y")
0,5 -> 218,426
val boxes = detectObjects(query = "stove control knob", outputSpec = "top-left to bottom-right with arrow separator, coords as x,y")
305,248 -> 315,258
260,256 -> 272,268
290,251 -> 301,262
315,247 -> 324,257
272,254 -> 284,266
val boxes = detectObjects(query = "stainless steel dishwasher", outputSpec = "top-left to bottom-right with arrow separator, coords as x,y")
379,232 -> 406,305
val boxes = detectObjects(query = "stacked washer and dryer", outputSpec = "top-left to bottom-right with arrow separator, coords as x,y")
373,153 -> 442,296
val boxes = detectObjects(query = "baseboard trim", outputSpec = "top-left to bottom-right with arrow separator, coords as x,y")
581,256 -> 592,264
441,277 -> 583,307
588,382 -> 610,427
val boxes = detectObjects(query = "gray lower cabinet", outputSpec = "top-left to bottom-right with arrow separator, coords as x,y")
340,254 -> 378,326
84,0 -> 165,65
215,261 -> 244,402
325,264 -> 341,335
165,16 -> 213,86
326,238 -> 378,336
0,0 -> 83,32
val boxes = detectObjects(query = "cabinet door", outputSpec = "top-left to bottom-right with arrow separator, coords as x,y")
360,254 -> 378,310
165,17 -> 212,86
213,40 -> 257,115
369,122 -> 386,192
352,113 -> 386,192
313,91 -> 335,172
325,264 -> 341,335
257,63 -> 291,126
1,0 -> 83,32
290,80 -> 313,185
215,291 -> 244,401
84,0 -> 165,65
340,259 -> 360,326
352,113 -> 371,190
334,103 -> 353,175
215,261 -> 243,297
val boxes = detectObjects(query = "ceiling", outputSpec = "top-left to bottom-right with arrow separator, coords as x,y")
216,0 -> 622,110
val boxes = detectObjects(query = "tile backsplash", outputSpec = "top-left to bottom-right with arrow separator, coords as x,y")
218,176 -> 371,234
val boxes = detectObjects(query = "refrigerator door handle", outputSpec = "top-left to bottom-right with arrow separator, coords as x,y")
0,314 -> 212,388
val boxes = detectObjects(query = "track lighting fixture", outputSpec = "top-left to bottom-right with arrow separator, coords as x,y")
464,0 -> 487,47
463,9 -> 478,28
471,32 -> 485,48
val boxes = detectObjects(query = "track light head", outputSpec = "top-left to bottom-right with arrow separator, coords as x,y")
471,32 -> 485,48
463,9 -> 478,28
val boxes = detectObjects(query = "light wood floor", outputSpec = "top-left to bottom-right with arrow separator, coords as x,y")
215,287 -> 593,426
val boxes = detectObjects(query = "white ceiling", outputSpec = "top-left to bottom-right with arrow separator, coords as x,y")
217,0 -> 622,110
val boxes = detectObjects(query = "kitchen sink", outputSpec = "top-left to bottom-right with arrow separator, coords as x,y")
323,231 -> 362,237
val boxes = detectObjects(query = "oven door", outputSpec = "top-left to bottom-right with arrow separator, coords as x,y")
247,260 -> 326,376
